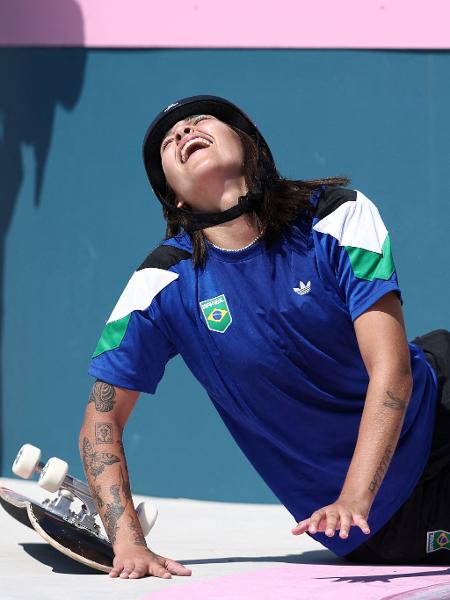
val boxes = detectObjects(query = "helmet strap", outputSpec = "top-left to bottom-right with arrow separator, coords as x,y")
163,190 -> 263,232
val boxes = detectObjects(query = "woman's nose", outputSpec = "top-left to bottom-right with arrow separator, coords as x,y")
174,124 -> 193,142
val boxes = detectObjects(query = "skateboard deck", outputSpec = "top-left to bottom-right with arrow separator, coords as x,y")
0,486 -> 113,573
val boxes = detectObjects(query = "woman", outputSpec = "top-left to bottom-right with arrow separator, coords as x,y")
81,95 -> 449,579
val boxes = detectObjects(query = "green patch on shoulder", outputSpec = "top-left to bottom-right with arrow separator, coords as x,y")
345,234 -> 395,281
92,314 -> 131,358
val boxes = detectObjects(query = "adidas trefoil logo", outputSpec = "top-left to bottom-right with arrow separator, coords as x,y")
293,281 -> 311,296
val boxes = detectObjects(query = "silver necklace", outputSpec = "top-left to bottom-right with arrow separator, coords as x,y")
208,232 -> 263,253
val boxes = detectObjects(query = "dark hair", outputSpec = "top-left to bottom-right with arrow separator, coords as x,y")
162,127 -> 349,268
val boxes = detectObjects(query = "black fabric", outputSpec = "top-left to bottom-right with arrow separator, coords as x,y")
412,329 -> 450,412
137,244 -> 192,271
345,329 -> 450,565
315,187 -> 357,220
182,192 -> 264,232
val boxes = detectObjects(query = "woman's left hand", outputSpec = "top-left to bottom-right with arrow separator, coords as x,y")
291,497 -> 372,539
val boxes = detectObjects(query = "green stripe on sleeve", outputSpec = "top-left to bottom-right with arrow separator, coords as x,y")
345,234 -> 395,281
92,313 -> 131,358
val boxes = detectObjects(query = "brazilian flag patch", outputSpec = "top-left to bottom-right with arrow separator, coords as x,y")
199,294 -> 232,333
426,530 -> 450,553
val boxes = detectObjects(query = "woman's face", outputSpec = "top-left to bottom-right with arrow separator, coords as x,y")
160,115 -> 245,211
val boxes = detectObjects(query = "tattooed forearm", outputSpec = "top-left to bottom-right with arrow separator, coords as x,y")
104,483 -> 126,545
368,444 -> 393,495
120,467 -> 132,503
81,437 -> 120,480
91,484 -> 104,510
127,516 -> 146,547
382,390 -> 408,411
88,381 -> 116,412
95,422 -> 113,444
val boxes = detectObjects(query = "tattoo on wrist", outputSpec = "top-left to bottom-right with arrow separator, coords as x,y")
104,483 -> 126,545
95,422 -> 113,444
81,437 -> 120,479
383,390 -> 407,411
88,381 -> 116,412
368,444 -> 393,495
127,516 -> 146,547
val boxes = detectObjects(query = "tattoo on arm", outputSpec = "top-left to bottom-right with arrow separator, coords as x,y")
81,437 -> 120,480
127,516 -> 146,547
82,434 -> 137,545
368,444 -> 393,495
104,484 -> 126,545
88,381 -> 116,412
91,484 -> 104,510
382,390 -> 407,411
120,467 -> 132,503
95,422 -> 113,444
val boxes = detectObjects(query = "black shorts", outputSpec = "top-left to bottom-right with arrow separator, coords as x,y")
346,329 -> 450,565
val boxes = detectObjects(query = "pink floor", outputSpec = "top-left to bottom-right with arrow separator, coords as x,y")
139,563 -> 450,600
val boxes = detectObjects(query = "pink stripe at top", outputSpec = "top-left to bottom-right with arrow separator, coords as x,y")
0,0 -> 449,48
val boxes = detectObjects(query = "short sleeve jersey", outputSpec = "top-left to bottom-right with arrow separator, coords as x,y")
89,187 -> 438,556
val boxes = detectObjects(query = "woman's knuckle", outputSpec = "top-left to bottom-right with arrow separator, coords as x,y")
135,566 -> 147,576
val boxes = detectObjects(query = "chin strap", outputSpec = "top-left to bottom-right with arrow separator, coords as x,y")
171,190 -> 264,232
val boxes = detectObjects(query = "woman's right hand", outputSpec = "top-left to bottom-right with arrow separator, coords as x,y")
109,544 -> 192,579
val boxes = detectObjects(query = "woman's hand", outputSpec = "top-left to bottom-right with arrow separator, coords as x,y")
291,497 -> 372,539
109,544 -> 192,579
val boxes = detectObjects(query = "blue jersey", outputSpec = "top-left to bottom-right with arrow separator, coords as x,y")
89,187 -> 438,556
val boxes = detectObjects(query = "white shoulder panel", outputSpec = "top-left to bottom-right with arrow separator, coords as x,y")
312,190 -> 388,254
107,268 -> 179,324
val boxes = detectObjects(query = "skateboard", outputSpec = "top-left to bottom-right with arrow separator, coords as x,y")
0,444 -> 158,573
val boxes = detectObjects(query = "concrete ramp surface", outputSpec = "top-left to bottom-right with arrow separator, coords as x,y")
1,478 -> 450,600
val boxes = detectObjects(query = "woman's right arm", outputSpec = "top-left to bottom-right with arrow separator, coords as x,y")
79,380 -> 192,580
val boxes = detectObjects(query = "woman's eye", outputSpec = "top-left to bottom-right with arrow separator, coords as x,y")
193,115 -> 209,125
162,138 -> 173,150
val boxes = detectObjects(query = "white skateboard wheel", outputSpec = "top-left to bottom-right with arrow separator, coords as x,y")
12,444 -> 42,479
136,502 -> 158,537
38,457 -> 69,492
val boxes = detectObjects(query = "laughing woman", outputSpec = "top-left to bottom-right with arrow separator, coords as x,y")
81,96 -> 450,579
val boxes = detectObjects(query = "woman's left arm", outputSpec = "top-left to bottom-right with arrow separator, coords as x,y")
292,290 -> 413,539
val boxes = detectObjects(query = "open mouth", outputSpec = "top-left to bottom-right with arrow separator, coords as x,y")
180,136 -> 213,164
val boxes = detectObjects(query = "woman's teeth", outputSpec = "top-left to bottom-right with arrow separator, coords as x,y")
181,137 -> 213,163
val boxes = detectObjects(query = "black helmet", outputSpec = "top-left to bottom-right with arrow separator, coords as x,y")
142,95 -> 277,231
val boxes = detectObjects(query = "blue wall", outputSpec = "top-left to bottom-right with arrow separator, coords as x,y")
1,49 -> 449,502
